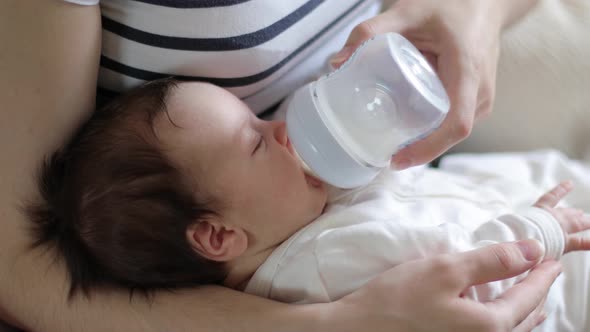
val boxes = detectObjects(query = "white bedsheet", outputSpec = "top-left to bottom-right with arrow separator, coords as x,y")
441,150 -> 590,332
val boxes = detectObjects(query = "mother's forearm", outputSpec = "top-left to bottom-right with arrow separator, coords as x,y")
27,281 -> 329,332
0,0 -> 101,329
0,2 -> 332,332
119,286 -> 329,332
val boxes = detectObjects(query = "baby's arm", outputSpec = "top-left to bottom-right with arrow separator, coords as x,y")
459,181 -> 590,300
272,183 -> 588,304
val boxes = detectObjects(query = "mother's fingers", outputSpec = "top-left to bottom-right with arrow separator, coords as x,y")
330,7 -> 411,68
487,261 -> 561,329
391,48 -> 479,169
513,294 -> 547,332
443,240 -> 544,294
513,307 -> 547,332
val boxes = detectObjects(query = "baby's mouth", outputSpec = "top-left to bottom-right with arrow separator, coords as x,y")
287,138 -> 323,188
286,137 -> 296,158
304,172 -> 323,188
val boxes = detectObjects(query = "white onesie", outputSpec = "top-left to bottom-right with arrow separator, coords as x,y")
245,150 -> 590,332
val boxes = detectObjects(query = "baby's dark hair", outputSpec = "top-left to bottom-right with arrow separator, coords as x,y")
25,78 -> 226,300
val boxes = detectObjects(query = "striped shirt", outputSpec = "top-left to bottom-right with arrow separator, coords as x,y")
64,0 -> 382,114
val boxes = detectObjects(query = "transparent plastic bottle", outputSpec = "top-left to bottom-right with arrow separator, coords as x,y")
287,33 -> 450,188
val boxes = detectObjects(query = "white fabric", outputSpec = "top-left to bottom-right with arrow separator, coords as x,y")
441,151 -> 590,332
245,150 -> 590,332
62,0 -> 99,5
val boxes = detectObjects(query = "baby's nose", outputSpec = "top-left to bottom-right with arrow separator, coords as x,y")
272,121 -> 288,146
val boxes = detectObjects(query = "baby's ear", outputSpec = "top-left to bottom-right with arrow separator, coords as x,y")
186,220 -> 248,262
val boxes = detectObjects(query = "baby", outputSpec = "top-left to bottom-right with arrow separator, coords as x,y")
27,79 -> 590,330
27,78 -> 329,294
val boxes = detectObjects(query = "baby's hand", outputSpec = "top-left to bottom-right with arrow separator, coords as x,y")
534,181 -> 590,254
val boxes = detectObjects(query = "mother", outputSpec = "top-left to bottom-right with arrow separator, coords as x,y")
0,0 -> 560,331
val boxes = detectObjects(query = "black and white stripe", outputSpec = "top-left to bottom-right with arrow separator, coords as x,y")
132,0 -> 253,8
97,0 -> 382,113
102,0 -> 326,51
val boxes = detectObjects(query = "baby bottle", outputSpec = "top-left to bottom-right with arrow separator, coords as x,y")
286,32 -> 450,188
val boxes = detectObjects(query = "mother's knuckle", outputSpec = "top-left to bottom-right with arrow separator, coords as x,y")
353,21 -> 377,40
479,86 -> 495,114
432,255 -> 455,272
460,44 -> 480,73
453,119 -> 473,140
432,256 -> 464,284
477,101 -> 493,119
492,245 -> 518,272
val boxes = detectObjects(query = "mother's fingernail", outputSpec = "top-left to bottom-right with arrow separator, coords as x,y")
329,46 -> 353,67
517,240 -> 544,261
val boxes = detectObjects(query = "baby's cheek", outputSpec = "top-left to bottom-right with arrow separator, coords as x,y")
274,162 -> 304,191
271,157 -> 309,204
274,183 -> 303,210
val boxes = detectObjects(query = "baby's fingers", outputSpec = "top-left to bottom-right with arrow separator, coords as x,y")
562,210 -> 590,253
566,235 -> 590,253
534,181 -> 574,208
560,209 -> 590,234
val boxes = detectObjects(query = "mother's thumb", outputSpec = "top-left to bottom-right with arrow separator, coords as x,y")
459,240 -> 545,288
330,11 -> 406,68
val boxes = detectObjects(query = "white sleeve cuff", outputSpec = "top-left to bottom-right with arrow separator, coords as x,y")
519,207 -> 565,260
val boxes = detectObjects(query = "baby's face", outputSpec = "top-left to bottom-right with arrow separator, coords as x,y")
156,82 -> 328,252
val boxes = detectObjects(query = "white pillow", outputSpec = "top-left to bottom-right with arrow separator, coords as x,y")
454,0 -> 590,159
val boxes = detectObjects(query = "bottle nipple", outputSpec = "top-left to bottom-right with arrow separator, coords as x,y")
292,147 -> 316,177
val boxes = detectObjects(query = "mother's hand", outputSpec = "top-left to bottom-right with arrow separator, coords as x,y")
332,240 -> 560,332
331,0 -> 539,169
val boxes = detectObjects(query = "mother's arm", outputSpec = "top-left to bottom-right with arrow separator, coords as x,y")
0,0 -> 101,328
0,1 -> 324,331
